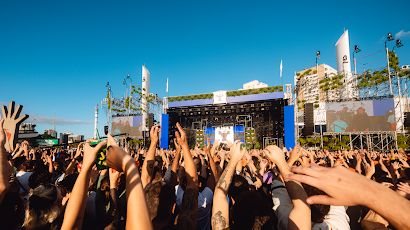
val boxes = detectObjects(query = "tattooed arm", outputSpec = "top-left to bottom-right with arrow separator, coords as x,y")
211,141 -> 245,230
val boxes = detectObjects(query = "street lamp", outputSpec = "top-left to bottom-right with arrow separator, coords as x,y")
315,51 -> 320,66
353,45 -> 361,75
385,32 -> 395,95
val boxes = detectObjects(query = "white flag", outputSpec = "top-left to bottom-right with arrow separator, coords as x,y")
280,59 -> 283,78
166,77 -> 169,93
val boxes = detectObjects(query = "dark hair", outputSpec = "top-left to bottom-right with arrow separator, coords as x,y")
177,187 -> 198,229
232,190 -> 274,230
144,181 -> 163,219
57,173 -> 78,194
29,169 -> 52,189
229,175 -> 249,202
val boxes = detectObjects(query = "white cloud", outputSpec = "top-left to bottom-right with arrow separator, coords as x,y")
27,115 -> 92,125
395,30 -> 410,39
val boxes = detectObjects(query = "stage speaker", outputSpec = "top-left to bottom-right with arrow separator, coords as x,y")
195,130 -> 205,148
303,103 -> 314,136
404,112 -> 410,128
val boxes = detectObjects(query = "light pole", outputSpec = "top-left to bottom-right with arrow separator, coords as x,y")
385,32 -> 394,95
105,82 -> 112,133
353,45 -> 361,98
353,45 -> 361,76
123,74 -> 133,115
392,39 -> 404,133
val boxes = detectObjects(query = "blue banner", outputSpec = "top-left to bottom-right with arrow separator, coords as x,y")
284,105 -> 295,149
160,114 -> 169,149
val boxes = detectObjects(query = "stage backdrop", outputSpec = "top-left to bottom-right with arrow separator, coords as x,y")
326,98 -> 396,132
111,116 -> 143,138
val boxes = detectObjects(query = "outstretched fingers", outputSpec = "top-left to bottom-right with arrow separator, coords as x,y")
11,104 -> 22,119
306,195 -> 339,205
1,105 -> 7,119
15,114 -> 29,124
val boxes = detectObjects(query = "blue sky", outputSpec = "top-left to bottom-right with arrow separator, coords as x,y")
1,0 -> 409,138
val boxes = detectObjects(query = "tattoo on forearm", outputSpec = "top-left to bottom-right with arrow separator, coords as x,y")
216,163 -> 235,193
212,210 -> 227,230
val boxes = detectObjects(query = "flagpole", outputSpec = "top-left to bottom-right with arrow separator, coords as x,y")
280,59 -> 284,91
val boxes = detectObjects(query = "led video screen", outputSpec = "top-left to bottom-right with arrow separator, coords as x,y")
111,116 -> 143,138
326,98 -> 396,132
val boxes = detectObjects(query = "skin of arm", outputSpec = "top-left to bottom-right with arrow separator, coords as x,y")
141,125 -> 160,188
106,135 -> 152,230
264,145 -> 311,230
61,140 -> 107,230
355,154 -> 362,174
288,165 -> 410,230
206,146 -> 220,183
0,119 -> 12,203
171,140 -> 182,174
175,122 -> 198,186
211,141 -> 245,230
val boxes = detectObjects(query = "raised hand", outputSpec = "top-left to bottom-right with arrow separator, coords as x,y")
149,125 -> 160,144
1,101 -> 29,152
82,140 -> 107,171
109,168 -> 121,189
264,145 -> 286,165
364,160 -> 375,179
230,141 -> 246,163
175,122 -> 188,147
289,165 -> 377,206
173,138 -> 181,153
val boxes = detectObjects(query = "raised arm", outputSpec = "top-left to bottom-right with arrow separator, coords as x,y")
264,145 -> 311,230
0,119 -> 12,203
288,165 -> 410,230
141,125 -> 159,188
171,138 -> 181,173
206,142 -> 220,183
106,135 -> 152,230
175,122 -> 197,186
211,141 -> 245,230
62,140 -> 106,230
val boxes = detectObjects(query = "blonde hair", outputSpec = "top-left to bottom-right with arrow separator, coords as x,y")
23,184 -> 61,229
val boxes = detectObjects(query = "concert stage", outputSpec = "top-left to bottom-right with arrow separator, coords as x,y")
160,87 -> 295,149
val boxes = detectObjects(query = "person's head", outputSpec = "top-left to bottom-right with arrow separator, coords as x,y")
177,167 -> 187,190
177,187 -> 198,230
145,181 -> 176,221
232,190 -> 273,230
229,175 -> 250,202
29,169 -> 52,189
52,161 -> 63,173
57,173 -> 78,197
23,184 -> 62,229
14,156 -> 29,171
144,181 -> 162,220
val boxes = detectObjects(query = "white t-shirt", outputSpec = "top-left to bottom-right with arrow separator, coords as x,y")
312,206 -> 351,230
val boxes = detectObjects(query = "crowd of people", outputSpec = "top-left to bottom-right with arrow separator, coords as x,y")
1,102 -> 410,230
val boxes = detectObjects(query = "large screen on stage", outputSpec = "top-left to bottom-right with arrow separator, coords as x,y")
112,116 -> 143,138
326,98 -> 396,132
215,126 -> 234,143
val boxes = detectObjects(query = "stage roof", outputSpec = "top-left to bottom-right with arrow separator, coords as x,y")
168,91 -> 284,108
